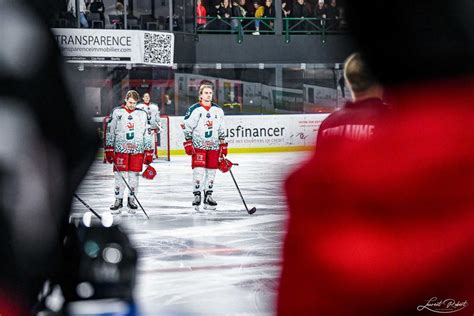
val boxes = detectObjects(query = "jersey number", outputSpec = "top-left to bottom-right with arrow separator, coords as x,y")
126,132 -> 134,140
205,131 -> 213,138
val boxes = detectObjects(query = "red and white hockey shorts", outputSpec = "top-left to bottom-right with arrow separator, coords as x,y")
192,149 -> 219,169
114,152 -> 144,172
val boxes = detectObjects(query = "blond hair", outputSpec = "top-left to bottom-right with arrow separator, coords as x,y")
125,90 -> 140,101
343,53 -> 378,93
199,84 -> 214,96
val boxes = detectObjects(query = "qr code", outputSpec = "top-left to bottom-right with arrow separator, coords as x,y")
143,32 -> 173,65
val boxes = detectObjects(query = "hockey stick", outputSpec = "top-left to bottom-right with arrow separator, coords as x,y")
224,159 -> 256,215
112,163 -> 150,219
74,193 -> 102,220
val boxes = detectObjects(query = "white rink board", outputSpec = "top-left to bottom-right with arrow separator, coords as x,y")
169,114 -> 329,153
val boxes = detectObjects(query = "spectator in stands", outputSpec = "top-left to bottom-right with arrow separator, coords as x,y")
291,0 -> 311,32
282,0 -> 291,17
325,0 -> 340,30
89,0 -> 105,28
113,0 -> 126,17
246,0 -> 256,15
234,0 -> 250,30
196,0 -> 207,30
252,0 -> 265,35
313,0 -> 327,30
262,0 -> 275,33
163,93 -> 174,115
218,0 -> 233,31
109,1 -> 125,28
338,5 -> 348,30
231,0 -> 244,32
206,0 -> 220,30
281,0 -> 292,32
67,0 -> 89,28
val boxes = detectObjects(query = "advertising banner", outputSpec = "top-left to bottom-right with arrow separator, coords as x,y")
51,28 -> 174,66
168,114 -> 329,154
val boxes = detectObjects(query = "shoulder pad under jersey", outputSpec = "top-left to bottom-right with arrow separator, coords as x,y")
135,108 -> 148,115
184,103 -> 201,120
108,105 -> 123,121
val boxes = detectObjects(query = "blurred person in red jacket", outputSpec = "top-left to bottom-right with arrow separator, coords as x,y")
316,52 -> 390,151
278,0 -> 473,315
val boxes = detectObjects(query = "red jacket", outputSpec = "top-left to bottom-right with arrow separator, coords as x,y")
196,4 -> 207,25
278,78 -> 474,316
316,97 -> 390,151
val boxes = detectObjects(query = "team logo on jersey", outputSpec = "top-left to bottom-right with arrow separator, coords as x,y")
126,122 -> 135,140
128,115 -> 133,120
206,113 -> 211,118
204,120 -> 213,138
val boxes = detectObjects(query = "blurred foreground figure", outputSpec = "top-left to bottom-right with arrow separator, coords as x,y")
316,52 -> 390,151
278,0 -> 473,315
0,0 -> 97,314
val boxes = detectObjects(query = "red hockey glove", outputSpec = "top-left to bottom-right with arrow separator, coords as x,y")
218,158 -> 233,173
219,143 -> 228,158
183,139 -> 195,155
142,164 -> 157,180
105,146 -> 115,164
144,150 -> 153,165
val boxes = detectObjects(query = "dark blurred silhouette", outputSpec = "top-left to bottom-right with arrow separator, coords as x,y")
0,0 -> 98,313
278,0 -> 473,315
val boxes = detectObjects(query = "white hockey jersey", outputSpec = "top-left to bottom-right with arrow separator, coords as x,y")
183,102 -> 225,150
105,106 -> 153,154
137,102 -> 161,130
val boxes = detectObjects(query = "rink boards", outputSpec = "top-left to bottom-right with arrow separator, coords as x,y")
168,113 -> 328,155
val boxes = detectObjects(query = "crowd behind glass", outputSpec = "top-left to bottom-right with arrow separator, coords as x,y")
51,0 -> 347,33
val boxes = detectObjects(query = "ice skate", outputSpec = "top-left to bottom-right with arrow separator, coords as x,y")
192,191 -> 201,211
203,190 -> 217,210
127,197 -> 138,214
110,198 -> 123,214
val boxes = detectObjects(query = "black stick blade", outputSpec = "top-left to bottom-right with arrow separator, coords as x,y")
248,207 -> 257,215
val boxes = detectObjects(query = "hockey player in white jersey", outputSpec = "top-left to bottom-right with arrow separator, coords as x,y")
183,82 -> 228,211
137,92 -> 162,160
105,90 -> 153,214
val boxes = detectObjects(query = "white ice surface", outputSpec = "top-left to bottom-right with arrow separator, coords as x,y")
71,152 -> 311,315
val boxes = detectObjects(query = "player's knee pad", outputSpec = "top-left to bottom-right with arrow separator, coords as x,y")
205,168 -> 216,190
193,167 -> 205,191
128,172 -> 139,194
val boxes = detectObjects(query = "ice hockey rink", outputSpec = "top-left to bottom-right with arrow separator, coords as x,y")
71,151 -> 311,315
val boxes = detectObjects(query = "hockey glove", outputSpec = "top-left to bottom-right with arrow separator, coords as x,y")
219,143 -> 228,158
142,164 -> 157,180
105,146 -> 115,163
144,150 -> 153,165
183,139 -> 195,155
218,158 -> 233,173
